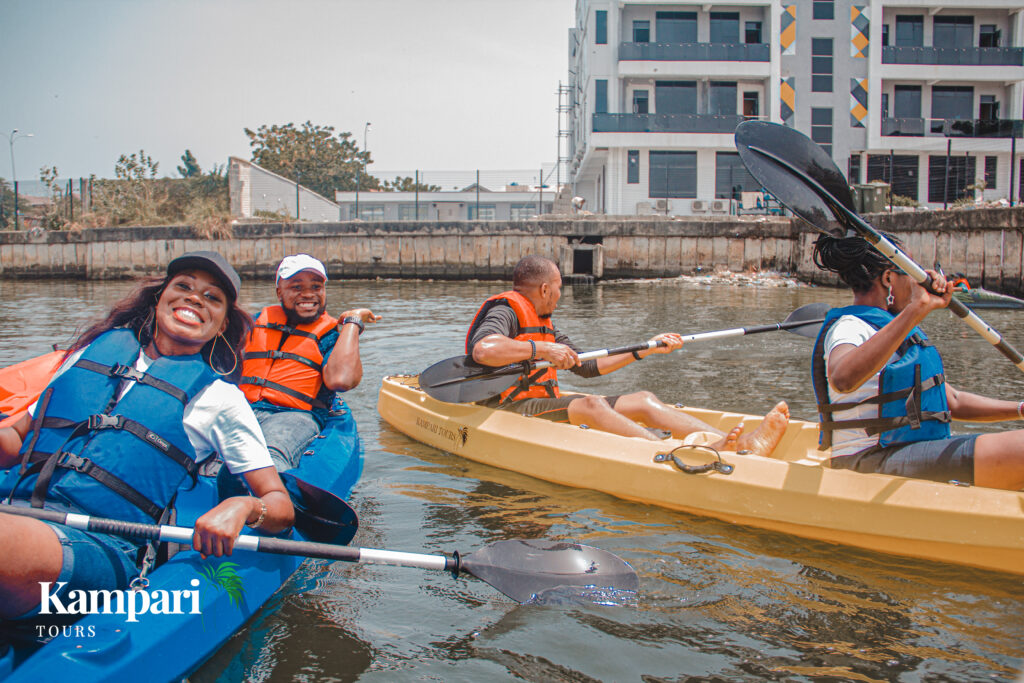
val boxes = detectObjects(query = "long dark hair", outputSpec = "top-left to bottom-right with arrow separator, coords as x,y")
70,275 -> 253,379
812,234 -> 901,294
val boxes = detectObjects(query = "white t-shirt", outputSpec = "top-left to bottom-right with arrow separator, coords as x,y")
822,315 -> 900,457
29,347 -> 273,475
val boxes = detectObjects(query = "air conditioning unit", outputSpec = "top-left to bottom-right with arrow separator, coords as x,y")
710,199 -> 730,213
654,199 -> 671,211
690,199 -> 708,213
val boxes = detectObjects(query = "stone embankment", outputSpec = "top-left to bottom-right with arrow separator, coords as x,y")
1,207 -> 1022,294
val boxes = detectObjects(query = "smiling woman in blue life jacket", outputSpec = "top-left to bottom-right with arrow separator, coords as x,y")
0,251 -> 294,619
812,235 -> 1024,490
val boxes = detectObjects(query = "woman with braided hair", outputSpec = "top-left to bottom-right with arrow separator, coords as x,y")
812,234 -> 1024,490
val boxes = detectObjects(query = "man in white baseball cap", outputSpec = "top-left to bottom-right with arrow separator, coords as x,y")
238,254 -> 380,470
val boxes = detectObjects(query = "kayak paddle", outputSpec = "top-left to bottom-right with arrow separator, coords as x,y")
419,302 -> 829,403
0,504 -> 638,603
735,119 -> 1024,375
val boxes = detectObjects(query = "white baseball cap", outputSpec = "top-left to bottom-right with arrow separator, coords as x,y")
276,254 -> 328,283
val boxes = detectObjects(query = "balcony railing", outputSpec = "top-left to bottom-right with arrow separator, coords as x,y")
619,41 -> 770,62
593,113 -> 755,134
881,117 -> 1024,137
882,46 -> 1023,66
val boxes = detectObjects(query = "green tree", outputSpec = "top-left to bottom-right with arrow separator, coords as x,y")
382,176 -> 442,192
0,178 -> 27,230
178,149 -> 201,178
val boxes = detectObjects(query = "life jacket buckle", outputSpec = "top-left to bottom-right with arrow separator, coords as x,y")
88,413 -> 125,430
56,451 -> 93,474
111,363 -> 145,382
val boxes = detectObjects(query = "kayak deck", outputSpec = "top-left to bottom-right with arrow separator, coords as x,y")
0,402 -> 363,683
378,374 -> 1024,576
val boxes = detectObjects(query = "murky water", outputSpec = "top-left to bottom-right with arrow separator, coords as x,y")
2,276 -> 1023,682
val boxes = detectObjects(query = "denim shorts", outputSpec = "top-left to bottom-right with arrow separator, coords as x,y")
253,407 -> 321,471
830,434 -> 978,484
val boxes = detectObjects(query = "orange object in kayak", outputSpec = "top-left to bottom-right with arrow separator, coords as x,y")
0,350 -> 63,428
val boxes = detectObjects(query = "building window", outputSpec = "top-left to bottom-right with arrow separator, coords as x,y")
894,85 -> 921,118
709,82 -> 737,116
980,25 -> 1000,48
848,155 -> 862,184
656,11 -> 697,43
628,150 -> 640,184
398,204 -> 429,220
743,92 -> 759,118
595,79 -> 608,114
928,155 -> 976,204
933,16 -> 973,49
980,95 -> 999,121
985,156 -> 998,189
595,10 -> 607,44
931,86 -> 973,121
709,12 -> 739,43
655,81 -> 697,114
358,205 -> 385,221
633,20 -> 650,43
468,204 -> 496,220
811,108 -> 833,156
745,21 -> 762,44
633,90 -> 649,114
895,16 -> 924,47
813,0 -> 834,20
881,24 -> 889,46
811,38 -> 833,93
881,93 -> 889,119
868,154 -> 920,201
715,152 -> 759,199
510,203 -> 537,220
649,151 -> 697,199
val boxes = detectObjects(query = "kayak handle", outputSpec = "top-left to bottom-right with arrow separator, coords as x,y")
654,445 -> 734,475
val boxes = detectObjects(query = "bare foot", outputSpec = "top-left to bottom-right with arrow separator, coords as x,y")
735,402 -> 790,457
711,424 -> 743,452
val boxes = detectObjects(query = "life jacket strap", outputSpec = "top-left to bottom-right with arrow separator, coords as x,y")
499,365 -> 558,406
239,376 -> 328,410
257,322 -> 323,342
74,359 -> 190,406
243,349 -> 323,372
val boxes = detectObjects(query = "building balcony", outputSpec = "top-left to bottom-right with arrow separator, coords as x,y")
619,42 -> 769,62
592,113 -> 752,134
882,46 -> 1023,66
881,117 -> 1024,138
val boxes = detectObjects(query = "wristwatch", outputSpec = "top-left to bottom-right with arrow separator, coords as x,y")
341,316 -> 365,335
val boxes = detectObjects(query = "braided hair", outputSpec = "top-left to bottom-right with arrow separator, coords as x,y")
812,234 -> 901,294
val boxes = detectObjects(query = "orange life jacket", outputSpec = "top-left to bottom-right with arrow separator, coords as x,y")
240,305 -> 337,410
466,291 -> 560,404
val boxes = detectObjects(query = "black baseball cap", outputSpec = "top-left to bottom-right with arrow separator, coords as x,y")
166,251 -> 241,301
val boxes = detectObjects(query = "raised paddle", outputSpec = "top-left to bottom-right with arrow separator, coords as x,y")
419,302 -> 830,403
0,504 -> 639,603
735,119 -> 1024,375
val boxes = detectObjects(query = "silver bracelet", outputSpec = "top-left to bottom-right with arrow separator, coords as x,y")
247,497 -> 268,529
1017,401 -> 1023,420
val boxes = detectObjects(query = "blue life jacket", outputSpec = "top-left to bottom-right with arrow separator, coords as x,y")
1,329 -> 219,524
811,305 -> 951,450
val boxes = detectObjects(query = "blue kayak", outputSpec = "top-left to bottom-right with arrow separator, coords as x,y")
0,401 -> 363,682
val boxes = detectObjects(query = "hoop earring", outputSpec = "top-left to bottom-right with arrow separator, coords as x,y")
886,285 -> 894,307
209,333 -> 238,377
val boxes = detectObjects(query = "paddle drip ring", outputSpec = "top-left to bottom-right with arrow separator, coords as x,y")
129,576 -> 151,591
654,445 -> 734,475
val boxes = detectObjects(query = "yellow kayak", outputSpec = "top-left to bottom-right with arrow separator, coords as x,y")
378,374 -> 1024,576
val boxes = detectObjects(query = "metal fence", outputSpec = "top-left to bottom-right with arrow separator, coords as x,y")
1,178 -> 95,230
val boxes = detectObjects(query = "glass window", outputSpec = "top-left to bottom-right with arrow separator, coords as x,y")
709,12 -> 739,43
813,0 -> 834,20
980,95 -> 999,121
398,204 -> 429,220
881,93 -> 889,119
928,155 -> 976,203
656,11 -> 697,43
881,24 -> 889,47
848,155 -> 862,184
595,10 -> 607,44
655,81 -> 697,114
715,152 -> 759,198
745,21 -> 762,44
633,90 -> 649,114
743,92 -> 759,118
595,79 -> 608,114
894,85 -> 921,118
633,20 -> 650,43
895,16 -> 924,47
468,204 -> 496,220
628,150 -> 640,184
980,25 -> 1000,48
709,82 -> 737,116
985,156 -> 997,189
649,151 -> 697,199
931,86 -> 973,121
358,205 -> 385,221
811,38 -> 833,93
868,154 -> 919,201
933,16 -> 973,49
510,204 -> 536,220
811,108 -> 833,156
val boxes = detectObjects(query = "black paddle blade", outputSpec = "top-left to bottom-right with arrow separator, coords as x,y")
419,355 -> 519,403
280,472 -> 359,545
735,120 -> 853,237
782,302 -> 830,339
460,539 -> 640,603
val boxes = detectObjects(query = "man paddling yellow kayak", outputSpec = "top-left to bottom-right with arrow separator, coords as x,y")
466,255 -> 789,456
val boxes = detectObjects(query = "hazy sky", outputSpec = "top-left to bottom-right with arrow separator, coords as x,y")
1,0 -> 575,181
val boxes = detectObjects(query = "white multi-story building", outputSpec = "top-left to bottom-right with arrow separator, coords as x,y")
567,0 -> 1024,214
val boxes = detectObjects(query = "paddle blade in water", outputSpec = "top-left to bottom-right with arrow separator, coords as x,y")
460,539 -> 640,604
418,355 -> 519,403
735,120 -> 851,236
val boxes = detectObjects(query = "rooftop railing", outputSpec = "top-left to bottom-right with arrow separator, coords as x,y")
882,46 -> 1023,66
592,113 -> 758,134
619,42 -> 770,62
881,117 -> 1024,137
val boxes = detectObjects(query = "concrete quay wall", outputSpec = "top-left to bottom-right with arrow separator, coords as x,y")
2,208 -> 1024,293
